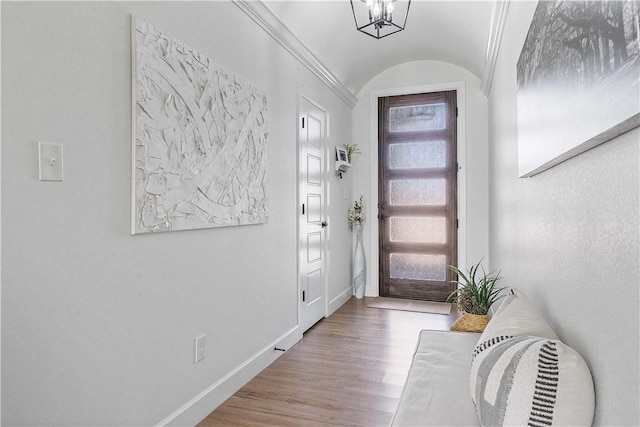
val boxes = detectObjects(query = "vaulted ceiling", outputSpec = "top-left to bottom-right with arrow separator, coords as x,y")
236,0 -> 508,104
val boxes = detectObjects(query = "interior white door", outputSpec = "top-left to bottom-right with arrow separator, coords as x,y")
299,97 -> 327,333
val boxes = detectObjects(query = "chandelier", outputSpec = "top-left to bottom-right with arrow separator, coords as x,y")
350,0 -> 411,39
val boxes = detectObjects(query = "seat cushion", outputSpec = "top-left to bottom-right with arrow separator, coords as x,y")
392,330 -> 481,426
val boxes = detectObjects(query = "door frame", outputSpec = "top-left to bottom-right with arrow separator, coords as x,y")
297,94 -> 329,330
368,82 -> 468,297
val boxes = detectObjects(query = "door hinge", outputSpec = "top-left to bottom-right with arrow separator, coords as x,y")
456,219 -> 459,229
302,290 -> 306,302
302,203 -> 305,215
302,117 -> 305,129
456,107 -> 459,117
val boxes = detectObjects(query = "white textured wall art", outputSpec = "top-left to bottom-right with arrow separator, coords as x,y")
131,17 -> 268,234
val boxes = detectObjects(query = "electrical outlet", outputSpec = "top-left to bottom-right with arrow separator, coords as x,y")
195,335 -> 206,363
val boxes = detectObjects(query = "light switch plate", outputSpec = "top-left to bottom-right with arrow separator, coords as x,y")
39,142 -> 63,181
195,335 -> 206,363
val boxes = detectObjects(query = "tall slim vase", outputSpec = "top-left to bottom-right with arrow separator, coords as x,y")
353,224 -> 366,299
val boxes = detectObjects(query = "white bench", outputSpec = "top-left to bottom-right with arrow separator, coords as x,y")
392,329 -> 481,426
392,290 -> 595,426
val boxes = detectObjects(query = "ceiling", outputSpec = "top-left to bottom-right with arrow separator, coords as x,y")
262,0 -> 497,95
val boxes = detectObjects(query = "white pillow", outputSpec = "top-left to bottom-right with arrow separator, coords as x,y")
479,289 -> 559,344
470,335 -> 594,426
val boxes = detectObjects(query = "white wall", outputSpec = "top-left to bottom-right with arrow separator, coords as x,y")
352,60 -> 490,296
1,2 -> 352,425
488,2 -> 639,425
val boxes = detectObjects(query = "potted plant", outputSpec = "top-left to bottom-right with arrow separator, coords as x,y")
447,261 -> 504,332
343,143 -> 361,163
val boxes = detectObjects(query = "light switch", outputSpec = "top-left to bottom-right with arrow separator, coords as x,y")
39,142 -> 63,181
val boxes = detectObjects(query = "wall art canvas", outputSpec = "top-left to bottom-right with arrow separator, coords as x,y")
517,1 -> 639,177
131,17 -> 268,233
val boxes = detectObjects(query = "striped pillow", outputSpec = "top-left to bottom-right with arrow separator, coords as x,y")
470,335 -> 594,426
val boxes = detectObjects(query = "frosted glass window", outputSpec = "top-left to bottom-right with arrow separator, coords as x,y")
389,179 -> 446,206
390,254 -> 447,281
389,141 -> 446,169
389,103 -> 446,132
390,217 -> 446,243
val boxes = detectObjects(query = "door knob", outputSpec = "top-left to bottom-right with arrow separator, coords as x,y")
321,221 -> 328,228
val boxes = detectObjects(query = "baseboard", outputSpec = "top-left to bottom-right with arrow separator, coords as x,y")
157,326 -> 302,427
328,286 -> 352,316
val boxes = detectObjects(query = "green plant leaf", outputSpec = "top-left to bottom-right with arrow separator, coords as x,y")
447,260 -> 504,315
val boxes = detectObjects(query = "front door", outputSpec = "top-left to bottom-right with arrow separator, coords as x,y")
299,97 -> 327,332
378,91 -> 458,301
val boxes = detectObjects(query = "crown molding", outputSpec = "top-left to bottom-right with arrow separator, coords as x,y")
481,0 -> 510,96
233,0 -> 359,108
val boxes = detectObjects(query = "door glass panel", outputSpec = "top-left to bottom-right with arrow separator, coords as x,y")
390,217 -> 446,243
389,253 -> 447,281
389,141 -> 446,169
388,103 -> 446,132
389,179 -> 446,206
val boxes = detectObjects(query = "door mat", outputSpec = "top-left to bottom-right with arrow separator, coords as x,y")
367,297 -> 452,315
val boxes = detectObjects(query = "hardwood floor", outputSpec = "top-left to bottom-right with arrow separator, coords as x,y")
198,297 -> 457,427
199,298 -> 457,427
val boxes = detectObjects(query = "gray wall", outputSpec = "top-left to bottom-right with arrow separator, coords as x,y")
1,2 -> 353,425
489,2 -> 639,425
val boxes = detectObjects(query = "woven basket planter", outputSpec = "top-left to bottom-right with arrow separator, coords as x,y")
450,312 -> 489,333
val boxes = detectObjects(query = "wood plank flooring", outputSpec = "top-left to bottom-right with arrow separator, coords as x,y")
198,297 -> 458,427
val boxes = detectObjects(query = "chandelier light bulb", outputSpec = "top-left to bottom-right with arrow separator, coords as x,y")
372,2 -> 381,19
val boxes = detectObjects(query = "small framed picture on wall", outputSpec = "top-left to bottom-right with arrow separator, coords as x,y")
336,146 -> 348,162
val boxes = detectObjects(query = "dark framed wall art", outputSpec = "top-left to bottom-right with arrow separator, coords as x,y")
517,1 -> 639,177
